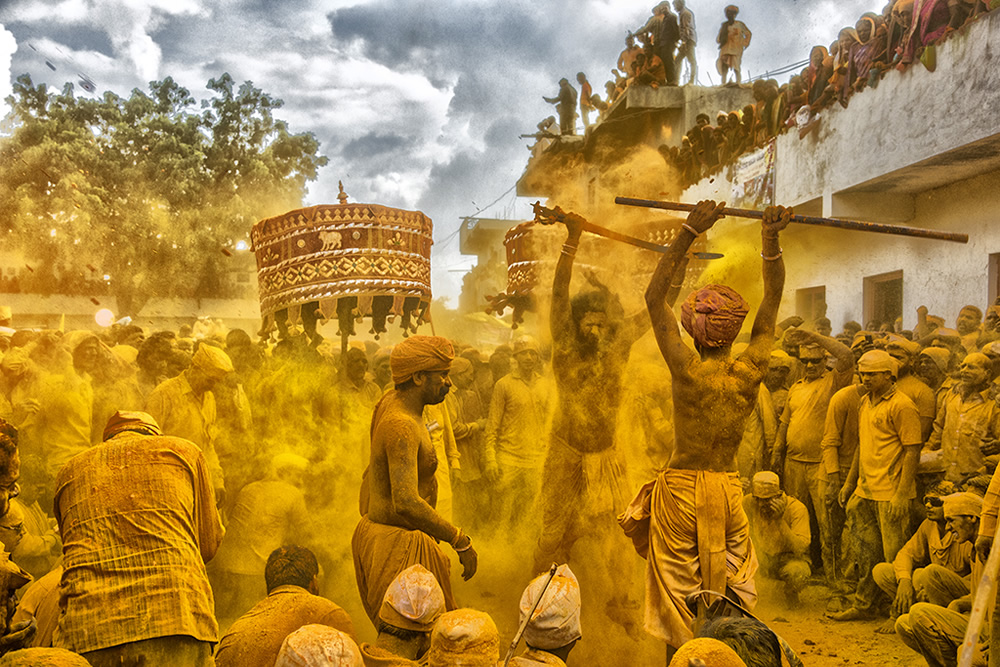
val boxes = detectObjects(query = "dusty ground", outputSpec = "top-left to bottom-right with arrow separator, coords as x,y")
317,531 -> 928,667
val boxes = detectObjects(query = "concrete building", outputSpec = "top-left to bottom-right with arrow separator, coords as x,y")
682,10 -> 1000,332
514,11 -> 1000,335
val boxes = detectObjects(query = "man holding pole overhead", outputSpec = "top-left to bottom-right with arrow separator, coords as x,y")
636,199 -> 792,657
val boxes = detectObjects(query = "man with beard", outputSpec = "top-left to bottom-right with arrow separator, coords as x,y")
352,337 -> 478,627
743,471 -> 811,606
533,210 -> 650,626
638,200 -> 792,655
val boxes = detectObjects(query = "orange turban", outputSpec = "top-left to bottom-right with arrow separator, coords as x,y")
103,411 -> 162,441
390,336 -> 454,386
680,285 -> 749,349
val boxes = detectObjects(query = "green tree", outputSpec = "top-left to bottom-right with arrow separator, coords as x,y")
0,73 -> 328,316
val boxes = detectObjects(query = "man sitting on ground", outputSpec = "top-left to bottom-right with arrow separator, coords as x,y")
360,564 -> 445,666
509,565 -> 582,666
870,481 -> 972,634
215,545 -> 355,667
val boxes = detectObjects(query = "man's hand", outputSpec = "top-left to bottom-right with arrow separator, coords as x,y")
0,618 -> 35,653
892,578 -> 916,617
18,399 -> 40,416
784,327 -> 816,346
888,493 -> 910,522
917,305 -> 928,316
839,483 -> 854,508
458,545 -> 478,581
762,205 -> 794,237
483,462 -> 500,484
975,536 -> 993,562
685,200 -> 727,234
948,596 -> 972,614
563,212 -> 586,242
981,438 -> 1000,456
825,474 -> 841,508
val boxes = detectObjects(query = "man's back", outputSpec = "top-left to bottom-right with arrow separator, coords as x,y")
215,585 -> 355,667
53,432 -> 223,654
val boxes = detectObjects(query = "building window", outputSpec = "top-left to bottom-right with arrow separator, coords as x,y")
795,286 -> 826,325
989,253 -> 1000,305
863,270 -> 903,331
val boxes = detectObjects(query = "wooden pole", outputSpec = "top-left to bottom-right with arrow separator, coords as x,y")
957,539 -> 1000,666
614,197 -> 969,244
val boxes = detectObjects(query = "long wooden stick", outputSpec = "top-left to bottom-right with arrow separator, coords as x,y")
503,564 -> 558,667
957,538 -> 1000,667
614,197 -> 969,244
532,202 -> 721,258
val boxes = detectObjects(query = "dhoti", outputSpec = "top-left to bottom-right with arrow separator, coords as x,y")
645,469 -> 758,647
352,516 -> 457,625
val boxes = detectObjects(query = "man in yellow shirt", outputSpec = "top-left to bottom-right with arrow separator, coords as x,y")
831,350 -> 922,621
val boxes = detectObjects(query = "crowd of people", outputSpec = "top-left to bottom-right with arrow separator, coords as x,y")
529,0 -> 998,190
0,204 -> 997,665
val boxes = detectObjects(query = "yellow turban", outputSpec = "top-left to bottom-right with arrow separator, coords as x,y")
426,609 -> 499,667
681,285 -> 748,349
858,350 -> 898,378
919,347 -> 951,373
752,471 -> 781,498
943,492 -> 983,519
379,564 -> 446,633
390,336 -> 454,386
275,625 -> 363,667
520,565 -> 582,650
191,343 -> 233,379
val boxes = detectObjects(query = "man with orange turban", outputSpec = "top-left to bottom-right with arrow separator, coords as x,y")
352,336 -> 478,628
634,200 -> 792,659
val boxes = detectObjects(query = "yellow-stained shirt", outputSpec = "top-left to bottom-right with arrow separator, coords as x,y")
981,463 -> 1000,539
857,387 -> 922,501
821,385 -> 864,476
782,371 -> 849,463
892,518 -> 972,581
145,373 -> 223,489
742,493 -> 811,560
926,386 -> 1000,482
215,585 -> 355,667
30,371 -> 93,477
484,370 -> 552,470
896,374 -> 937,425
53,432 -> 223,654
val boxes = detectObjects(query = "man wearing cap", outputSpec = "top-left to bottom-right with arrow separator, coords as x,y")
216,545 -> 355,667
210,453 -> 313,625
925,352 -> 1000,484
895,492 -> 987,666
831,350 -> 922,622
53,411 -> 223,665
763,350 -> 793,418
769,329 -> 853,582
426,608 -> 499,667
884,334 -> 937,441
869,481 -> 972,634
639,201 -> 792,653
916,346 -> 953,399
353,336 -> 477,628
509,565 -> 582,666
145,342 -> 233,494
483,335 -> 552,535
743,472 -> 811,606
276,625 -> 364,667
360,564 -> 445,666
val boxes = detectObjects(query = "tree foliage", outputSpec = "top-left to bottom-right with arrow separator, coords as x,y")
0,73 -> 328,316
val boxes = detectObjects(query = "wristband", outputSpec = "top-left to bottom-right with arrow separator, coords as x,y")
681,223 -> 699,236
761,249 -> 783,261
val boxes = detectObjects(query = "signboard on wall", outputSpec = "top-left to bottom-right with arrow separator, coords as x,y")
732,140 -> 776,209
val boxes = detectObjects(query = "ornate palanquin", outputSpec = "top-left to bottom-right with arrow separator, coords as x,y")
251,188 -> 433,341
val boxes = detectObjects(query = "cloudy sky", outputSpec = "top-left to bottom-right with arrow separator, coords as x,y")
0,0 -> 882,303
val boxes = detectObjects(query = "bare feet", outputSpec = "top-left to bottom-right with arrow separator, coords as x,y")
875,618 -> 897,634
827,606 -> 875,621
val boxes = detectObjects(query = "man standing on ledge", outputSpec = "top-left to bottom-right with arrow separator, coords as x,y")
641,200 -> 792,656
353,336 -> 478,626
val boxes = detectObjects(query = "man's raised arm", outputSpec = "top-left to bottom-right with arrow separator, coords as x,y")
551,213 -> 584,347
645,200 -> 726,372
747,206 -> 793,360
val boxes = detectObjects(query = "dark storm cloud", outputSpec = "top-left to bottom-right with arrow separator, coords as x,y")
342,132 -> 415,160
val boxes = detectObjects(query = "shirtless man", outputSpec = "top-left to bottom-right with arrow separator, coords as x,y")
641,200 -> 791,656
352,336 -> 478,626
534,209 -> 651,625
